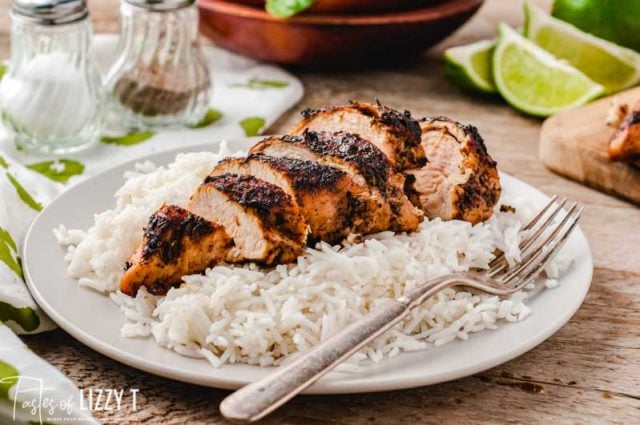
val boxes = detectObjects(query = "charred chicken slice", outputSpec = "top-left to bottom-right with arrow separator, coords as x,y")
609,101 -> 640,162
211,154 -> 390,243
250,131 -> 423,233
404,117 -> 501,224
120,204 -> 233,296
288,101 -> 426,170
189,174 -> 306,265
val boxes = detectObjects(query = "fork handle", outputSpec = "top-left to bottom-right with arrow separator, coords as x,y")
219,275 -> 456,423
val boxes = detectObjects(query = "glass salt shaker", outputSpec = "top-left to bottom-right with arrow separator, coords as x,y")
104,0 -> 211,129
0,0 -> 103,154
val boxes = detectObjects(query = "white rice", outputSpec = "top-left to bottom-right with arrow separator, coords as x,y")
55,146 -> 572,368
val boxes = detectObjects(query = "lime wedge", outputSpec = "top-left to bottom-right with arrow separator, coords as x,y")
524,2 -> 640,93
493,24 -> 604,118
444,40 -> 497,94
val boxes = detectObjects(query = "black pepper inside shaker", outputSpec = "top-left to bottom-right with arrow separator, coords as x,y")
105,0 -> 211,129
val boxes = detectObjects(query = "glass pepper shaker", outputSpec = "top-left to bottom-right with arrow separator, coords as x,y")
0,0 -> 103,154
104,0 -> 211,129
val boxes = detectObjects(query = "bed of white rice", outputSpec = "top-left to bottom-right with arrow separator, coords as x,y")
54,143 -> 571,368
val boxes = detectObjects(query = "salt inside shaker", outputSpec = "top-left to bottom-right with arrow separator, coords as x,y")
0,0 -> 103,154
105,0 -> 211,129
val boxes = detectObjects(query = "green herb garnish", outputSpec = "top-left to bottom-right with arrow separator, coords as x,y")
266,0 -> 314,18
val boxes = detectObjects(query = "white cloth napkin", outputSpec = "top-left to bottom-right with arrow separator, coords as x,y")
0,34 -> 303,424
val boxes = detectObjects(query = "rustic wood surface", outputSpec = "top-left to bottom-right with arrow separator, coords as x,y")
6,0 -> 639,423
540,86 -> 640,206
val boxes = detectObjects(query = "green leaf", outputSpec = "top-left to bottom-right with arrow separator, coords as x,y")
233,78 -> 289,89
0,155 -> 7,169
189,108 -> 223,129
266,0 -> 314,17
27,159 -> 84,183
0,359 -> 19,400
0,226 -> 23,280
6,172 -> 42,212
240,117 -> 266,137
0,63 -> 6,81
0,302 -> 39,333
101,131 -> 155,146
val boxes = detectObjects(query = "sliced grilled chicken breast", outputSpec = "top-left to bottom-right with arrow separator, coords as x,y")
250,131 -> 423,233
189,174 -> 306,265
405,117 -> 501,224
211,154 -> 386,243
288,101 -> 426,170
609,101 -> 640,162
120,204 -> 233,296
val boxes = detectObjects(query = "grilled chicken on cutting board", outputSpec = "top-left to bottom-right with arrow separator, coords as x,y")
120,204 -> 233,296
404,117 -> 501,224
609,101 -> 640,163
120,102 -> 502,296
289,101 -> 426,170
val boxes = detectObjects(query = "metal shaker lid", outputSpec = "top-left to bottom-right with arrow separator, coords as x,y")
123,0 -> 195,11
12,0 -> 89,25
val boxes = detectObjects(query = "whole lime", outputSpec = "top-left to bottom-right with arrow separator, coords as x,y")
552,0 -> 640,51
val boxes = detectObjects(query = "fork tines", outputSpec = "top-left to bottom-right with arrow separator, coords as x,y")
489,196 -> 584,290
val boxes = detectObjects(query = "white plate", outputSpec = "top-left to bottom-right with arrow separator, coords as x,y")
23,138 -> 593,394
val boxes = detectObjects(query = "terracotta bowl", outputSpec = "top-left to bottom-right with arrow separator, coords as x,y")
233,0 -> 436,14
198,0 -> 485,66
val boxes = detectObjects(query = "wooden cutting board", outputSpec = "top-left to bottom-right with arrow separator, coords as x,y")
539,87 -> 640,206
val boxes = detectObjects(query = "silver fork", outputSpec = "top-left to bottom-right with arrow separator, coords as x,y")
220,196 -> 584,423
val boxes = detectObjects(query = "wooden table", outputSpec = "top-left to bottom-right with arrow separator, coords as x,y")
7,0 -> 639,423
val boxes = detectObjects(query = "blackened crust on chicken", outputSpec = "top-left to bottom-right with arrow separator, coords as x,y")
203,174 -> 290,214
279,131 -> 392,196
120,204 -> 233,296
377,103 -> 422,141
286,130 -> 423,228
203,174 -> 303,242
447,117 -> 500,222
406,117 -> 501,224
403,173 -> 418,201
244,153 -> 348,192
142,204 -> 216,264
300,108 -> 317,119
213,148 -> 422,243
435,117 -> 500,222
354,101 -> 426,168
210,154 -> 360,243
441,119 -> 496,168
291,101 -> 427,170
457,130 -> 501,215
302,102 -> 422,143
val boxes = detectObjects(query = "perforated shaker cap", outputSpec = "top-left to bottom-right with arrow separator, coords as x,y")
12,0 -> 89,25
123,0 -> 195,11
